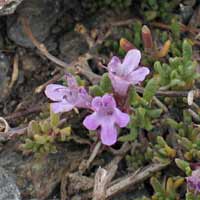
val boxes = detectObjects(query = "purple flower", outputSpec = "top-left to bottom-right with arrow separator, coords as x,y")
187,169 -> 200,194
83,94 -> 130,146
45,74 -> 92,113
108,49 -> 150,96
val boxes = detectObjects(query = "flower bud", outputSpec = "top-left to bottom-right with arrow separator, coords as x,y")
120,38 -> 135,52
142,25 -> 154,50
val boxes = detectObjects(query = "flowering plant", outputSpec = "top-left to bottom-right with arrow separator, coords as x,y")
45,49 -> 149,146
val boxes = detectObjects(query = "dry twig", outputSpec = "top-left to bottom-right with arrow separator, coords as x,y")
151,21 -> 200,35
135,86 -> 189,97
35,73 -> 64,93
9,53 -> 19,89
0,117 -> 10,133
5,104 -> 43,121
86,141 -> 102,170
105,162 -> 170,198
21,17 -> 69,69
92,142 -> 131,200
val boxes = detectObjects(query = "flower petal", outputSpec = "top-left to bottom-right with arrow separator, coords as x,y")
127,67 -> 150,85
108,56 -> 121,72
50,102 -> 74,113
76,87 -> 92,109
114,108 -> 130,127
91,96 -> 103,111
122,49 -> 141,74
66,74 -> 78,88
102,94 -> 116,109
45,84 -> 68,101
83,112 -> 100,130
100,121 -> 117,146
109,73 -> 130,96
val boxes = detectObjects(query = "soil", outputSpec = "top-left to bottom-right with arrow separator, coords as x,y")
0,0 -> 199,200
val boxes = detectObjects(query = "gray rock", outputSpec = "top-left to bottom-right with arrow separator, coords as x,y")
59,32 -> 89,63
0,141 -> 87,199
0,0 -> 23,15
0,53 -> 9,82
0,167 -> 21,200
0,33 -> 4,49
113,186 -> 149,200
7,0 -> 62,48
0,53 -> 10,97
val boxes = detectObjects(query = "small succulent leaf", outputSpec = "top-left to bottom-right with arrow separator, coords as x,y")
40,120 -> 51,133
118,127 -> 138,142
143,78 -> 159,102
50,110 -> 60,128
182,40 -> 192,62
28,120 -> 41,136
100,73 -> 112,93
175,158 -> 191,175
89,85 -> 104,96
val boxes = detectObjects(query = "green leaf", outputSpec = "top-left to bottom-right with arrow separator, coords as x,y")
144,11 -> 157,21
118,127 -> 138,142
165,118 -> 179,129
128,86 -> 140,105
150,177 -> 164,194
146,109 -> 162,118
60,127 -> 71,141
143,117 -> 153,131
34,135 -> 48,145
182,40 -> 192,62
157,136 -> 167,147
100,73 -> 112,93
178,137 -> 193,150
175,158 -> 191,175
137,107 -> 146,122
89,85 -> 104,96
170,19 -> 180,39
75,75 -> 85,86
170,70 -> 179,79
40,120 -> 51,133
169,57 -> 182,69
169,79 -> 184,88
133,20 -> 142,47
143,78 -> 159,102
50,111 -> 60,128
24,139 -> 34,149
154,61 -> 163,74
28,120 -> 41,136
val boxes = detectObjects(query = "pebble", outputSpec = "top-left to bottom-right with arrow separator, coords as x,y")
0,167 -> 21,200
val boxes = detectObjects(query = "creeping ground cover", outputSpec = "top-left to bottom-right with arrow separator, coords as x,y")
0,0 -> 200,199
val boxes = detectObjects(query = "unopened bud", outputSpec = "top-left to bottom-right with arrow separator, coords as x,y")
142,25 -> 154,50
156,40 -> 171,58
120,38 -> 135,52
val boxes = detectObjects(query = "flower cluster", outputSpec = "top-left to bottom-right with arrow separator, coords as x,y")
45,74 -> 92,113
45,49 -> 149,146
187,169 -> 200,194
83,94 -> 130,145
108,49 -> 149,96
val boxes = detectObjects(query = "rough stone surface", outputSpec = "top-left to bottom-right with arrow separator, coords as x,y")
59,31 -> 89,63
0,0 -> 23,15
0,52 -> 10,102
0,52 -> 9,84
7,0 -> 63,47
0,141 -> 87,199
0,166 -> 21,200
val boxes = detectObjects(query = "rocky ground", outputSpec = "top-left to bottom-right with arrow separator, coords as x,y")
0,1 -> 132,199
0,0 -> 199,200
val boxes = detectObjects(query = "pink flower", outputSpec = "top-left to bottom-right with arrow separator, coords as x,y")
187,169 -> 200,194
83,94 -> 130,146
45,74 -> 92,113
108,49 -> 150,96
